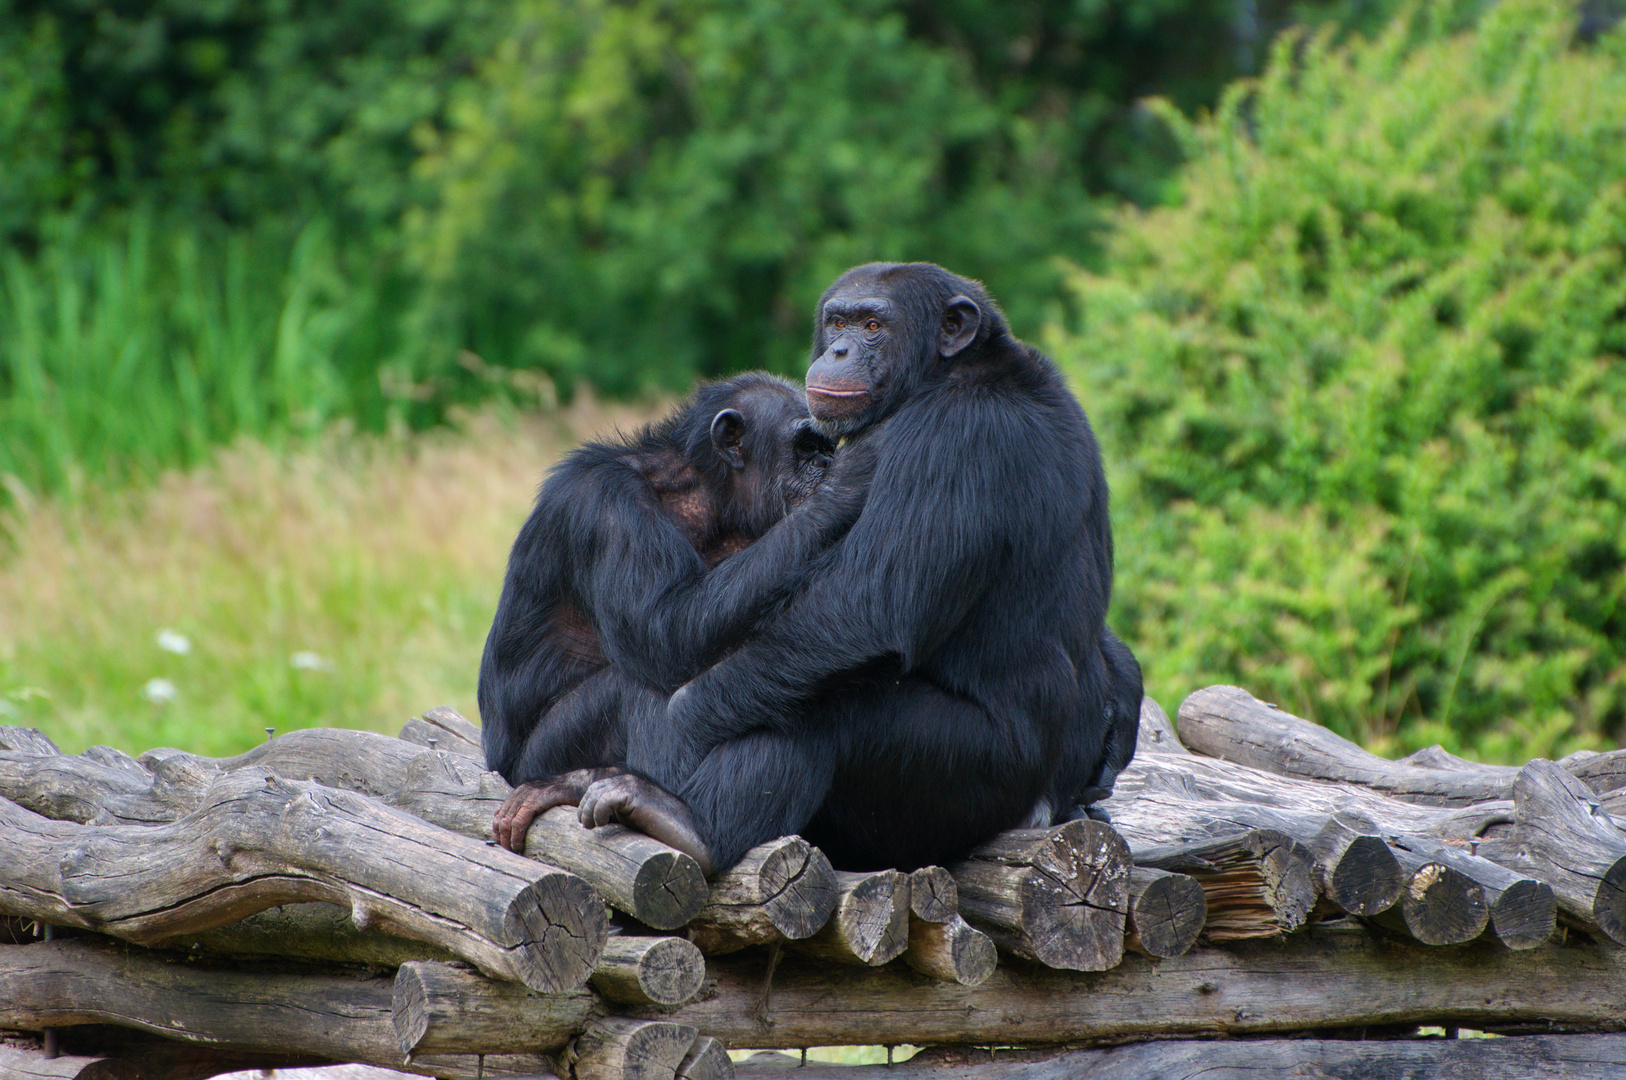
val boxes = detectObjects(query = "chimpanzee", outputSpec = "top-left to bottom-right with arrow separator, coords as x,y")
577,263 -> 1141,873
479,372 -> 869,863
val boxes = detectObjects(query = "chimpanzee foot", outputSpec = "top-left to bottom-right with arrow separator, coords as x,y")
493,767 -> 624,853
578,773 -> 716,876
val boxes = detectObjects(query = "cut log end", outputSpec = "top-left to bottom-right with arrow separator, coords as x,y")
757,839 -> 838,940
1127,868 -> 1206,959
571,1017 -> 699,1080
904,913 -> 996,987
1492,878 -> 1557,950
1323,835 -> 1404,917
676,1035 -> 736,1080
631,850 -> 712,931
1400,863 -> 1489,946
907,866 -> 958,923
591,935 -> 708,1007
502,870 -> 610,992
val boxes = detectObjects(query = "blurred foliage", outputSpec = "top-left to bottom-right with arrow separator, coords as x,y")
1051,0 -> 1626,760
0,0 -> 1396,499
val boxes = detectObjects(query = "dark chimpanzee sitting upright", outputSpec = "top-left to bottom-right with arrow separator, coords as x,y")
578,263 -> 1142,873
479,372 -> 868,867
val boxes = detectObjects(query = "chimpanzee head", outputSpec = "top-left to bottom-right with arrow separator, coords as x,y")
805,262 -> 1010,437
686,372 -> 835,538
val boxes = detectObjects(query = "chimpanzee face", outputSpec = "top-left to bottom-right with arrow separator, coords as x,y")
709,388 -> 835,537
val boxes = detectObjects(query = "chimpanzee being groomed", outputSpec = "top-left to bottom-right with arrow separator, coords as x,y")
578,263 -> 1142,873
479,373 -> 868,867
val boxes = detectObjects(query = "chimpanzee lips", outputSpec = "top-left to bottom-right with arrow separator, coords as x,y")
806,385 -> 869,399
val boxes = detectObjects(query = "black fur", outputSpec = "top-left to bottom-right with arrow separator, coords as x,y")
627,263 -> 1141,871
479,372 -> 859,788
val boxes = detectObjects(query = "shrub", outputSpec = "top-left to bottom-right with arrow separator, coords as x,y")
1050,0 -> 1626,760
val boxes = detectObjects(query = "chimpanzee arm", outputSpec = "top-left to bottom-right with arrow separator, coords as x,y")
637,392 -> 1058,787
592,440 -> 876,692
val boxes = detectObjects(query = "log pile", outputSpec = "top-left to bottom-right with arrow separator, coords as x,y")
3,686 -> 1626,1079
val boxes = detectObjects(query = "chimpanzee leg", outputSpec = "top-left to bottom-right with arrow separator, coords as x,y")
803,677 -> 1048,872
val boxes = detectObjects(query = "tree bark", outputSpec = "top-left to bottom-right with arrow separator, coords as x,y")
0,768 -> 607,993
952,819 -> 1130,971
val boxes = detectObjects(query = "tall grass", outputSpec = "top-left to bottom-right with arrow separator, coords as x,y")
0,212 -> 402,500
0,401 -> 656,757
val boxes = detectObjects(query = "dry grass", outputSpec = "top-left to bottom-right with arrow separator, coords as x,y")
0,396 -> 662,757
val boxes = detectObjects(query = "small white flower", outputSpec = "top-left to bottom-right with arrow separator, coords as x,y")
290,651 -> 334,672
157,629 -> 192,655
143,678 -> 178,705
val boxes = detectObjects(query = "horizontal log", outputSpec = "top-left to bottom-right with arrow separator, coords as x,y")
591,934 -> 708,1006
1178,686 -> 1626,804
1388,836 -> 1556,949
0,725 -> 61,755
1379,849 -> 1488,946
0,743 -> 200,825
0,939 -> 561,1079
570,1017 -> 699,1080
687,836 -> 837,954
793,869 -> 910,967
388,750 -> 710,931
392,960 -> 595,1056
1125,867 -> 1205,959
1474,760 -> 1626,945
183,900 -> 458,967
904,913 -> 996,987
1134,829 -> 1318,940
399,705 -> 485,759
732,1035 -> 1626,1080
953,819 -> 1130,971
0,768 -> 607,992
636,928 -> 1626,1048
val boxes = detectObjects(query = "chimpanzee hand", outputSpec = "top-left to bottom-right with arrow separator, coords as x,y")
492,766 -> 624,853
578,772 -> 716,876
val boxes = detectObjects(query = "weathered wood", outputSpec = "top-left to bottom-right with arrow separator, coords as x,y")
686,836 -> 837,954
1177,685 -> 1626,804
635,930 -> 1626,1047
1378,849 -> 1489,946
0,725 -> 61,755
1133,829 -> 1318,940
793,870 -> 910,967
904,913 -> 996,987
676,1035 -> 736,1080
591,935 -> 708,1006
731,1035 -> 1626,1079
0,744 -> 199,825
388,750 -> 710,930
391,960 -> 595,1056
1474,759 -> 1626,945
0,768 -> 608,992
0,938 -> 561,1078
157,726 -> 426,797
400,705 -> 484,758
184,900 -> 459,967
952,819 -> 1130,971
907,865 -> 958,923
1124,867 -> 1206,959
570,1017 -> 699,1080
1306,816 -> 1405,917
1388,836 -> 1556,949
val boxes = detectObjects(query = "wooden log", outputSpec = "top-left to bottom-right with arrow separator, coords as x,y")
1306,815 -> 1405,917
793,869 -> 910,967
1125,867 -> 1206,959
569,1017 -> 699,1080
184,900 -> 459,967
0,725 -> 61,755
904,913 -> 996,987
952,819 -> 1130,971
1388,836 -> 1556,949
634,930 -> 1626,1048
1565,749 -> 1626,796
907,865 -> 958,923
591,935 -> 708,1006
1377,849 -> 1488,946
686,836 -> 837,954
1177,685 -> 1514,804
400,705 -> 484,759
0,938 -> 561,1078
731,1035 -> 1626,1080
1134,829 -> 1318,940
0,768 -> 608,993
0,744 -> 195,825
388,750 -> 710,931
391,960 -> 595,1056
676,1035 -> 735,1080
1474,759 -> 1626,945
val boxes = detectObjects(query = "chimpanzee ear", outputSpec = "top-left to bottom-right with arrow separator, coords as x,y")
939,295 -> 981,358
710,408 -> 748,470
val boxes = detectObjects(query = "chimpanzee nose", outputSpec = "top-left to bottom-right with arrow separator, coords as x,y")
831,341 -> 849,358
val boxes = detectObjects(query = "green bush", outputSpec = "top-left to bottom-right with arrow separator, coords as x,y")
1051,0 -> 1626,760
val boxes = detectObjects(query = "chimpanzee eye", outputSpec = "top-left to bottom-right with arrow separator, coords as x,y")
865,319 -> 881,333
834,319 -> 847,330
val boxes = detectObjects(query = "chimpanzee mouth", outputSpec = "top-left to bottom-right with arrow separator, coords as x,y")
806,385 -> 870,399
